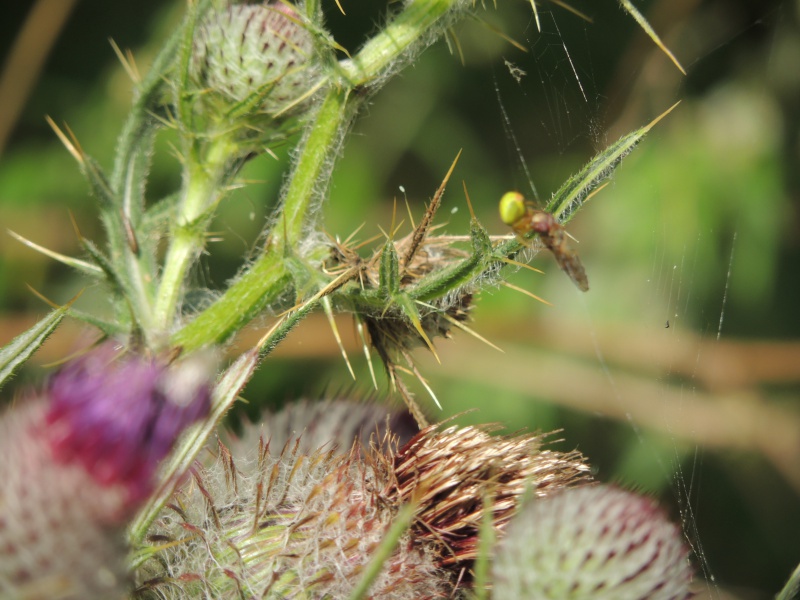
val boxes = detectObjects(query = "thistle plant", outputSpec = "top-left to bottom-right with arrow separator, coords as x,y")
1,1 -> 704,598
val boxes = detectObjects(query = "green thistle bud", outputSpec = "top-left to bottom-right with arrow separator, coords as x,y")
190,2 -> 320,127
492,485 -> 693,599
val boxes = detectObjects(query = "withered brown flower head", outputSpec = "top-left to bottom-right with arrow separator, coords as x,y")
321,159 -> 494,425
383,423 -> 592,570
326,226 -> 476,359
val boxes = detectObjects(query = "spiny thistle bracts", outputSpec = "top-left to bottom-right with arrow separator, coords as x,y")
134,434 -> 448,598
135,401 -> 597,598
224,397 -> 419,458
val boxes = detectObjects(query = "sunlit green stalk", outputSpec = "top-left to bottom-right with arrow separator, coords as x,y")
153,135 -> 236,333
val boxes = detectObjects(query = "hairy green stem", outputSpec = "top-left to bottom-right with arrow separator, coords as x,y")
339,0 -> 467,87
153,136 -> 235,333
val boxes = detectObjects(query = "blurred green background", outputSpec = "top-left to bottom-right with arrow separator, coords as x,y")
1,0 -> 799,597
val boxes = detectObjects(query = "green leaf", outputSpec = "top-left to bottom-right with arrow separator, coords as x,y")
546,102 -> 680,224
471,488 -> 497,600
0,306 -> 68,392
348,503 -> 416,600
777,562 -> 800,600
408,220 -> 493,302
379,240 -> 401,297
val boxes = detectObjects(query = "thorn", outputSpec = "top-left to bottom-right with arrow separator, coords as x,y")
40,337 -> 105,370
644,100 -> 682,132
108,38 -> 140,82
462,180 -> 477,221
446,27 -> 466,66
529,0 -> 542,32
501,280 -> 554,306
352,232 -> 382,251
619,0 -> 686,75
255,316 -> 286,350
392,368 -> 429,428
45,116 -> 83,164
406,307 -> 441,364
68,210 -> 83,239
122,212 -> 139,254
390,197 -> 398,238
403,195 -> 417,231
333,0 -> 346,15
25,284 -> 84,310
322,297 -> 355,380
502,256 -> 545,275
272,77 -> 326,118
548,0 -> 593,23
397,360 -> 442,412
584,181 -> 610,204
355,316 -> 378,390
478,18 -> 528,52
441,313 -> 504,353
402,149 -> 462,269
342,222 -> 366,247
8,229 -> 103,275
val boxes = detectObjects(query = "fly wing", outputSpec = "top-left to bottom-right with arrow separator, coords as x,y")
541,226 -> 589,292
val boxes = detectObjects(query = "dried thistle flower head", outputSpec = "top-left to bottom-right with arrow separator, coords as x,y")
492,485 -> 693,600
386,423 -> 592,571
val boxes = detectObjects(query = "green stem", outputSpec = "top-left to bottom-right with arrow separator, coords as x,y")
172,251 -> 291,351
153,136 -> 234,333
338,0 -> 466,87
278,88 -> 351,246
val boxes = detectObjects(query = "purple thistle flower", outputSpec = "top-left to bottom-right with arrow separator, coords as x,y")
44,345 -> 211,506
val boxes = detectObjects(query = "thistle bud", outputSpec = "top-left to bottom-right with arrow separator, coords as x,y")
136,436 -> 447,598
190,2 -> 319,126
0,346 -> 212,599
493,485 -> 693,599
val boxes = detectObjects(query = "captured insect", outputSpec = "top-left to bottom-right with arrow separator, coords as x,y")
499,191 -> 589,292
